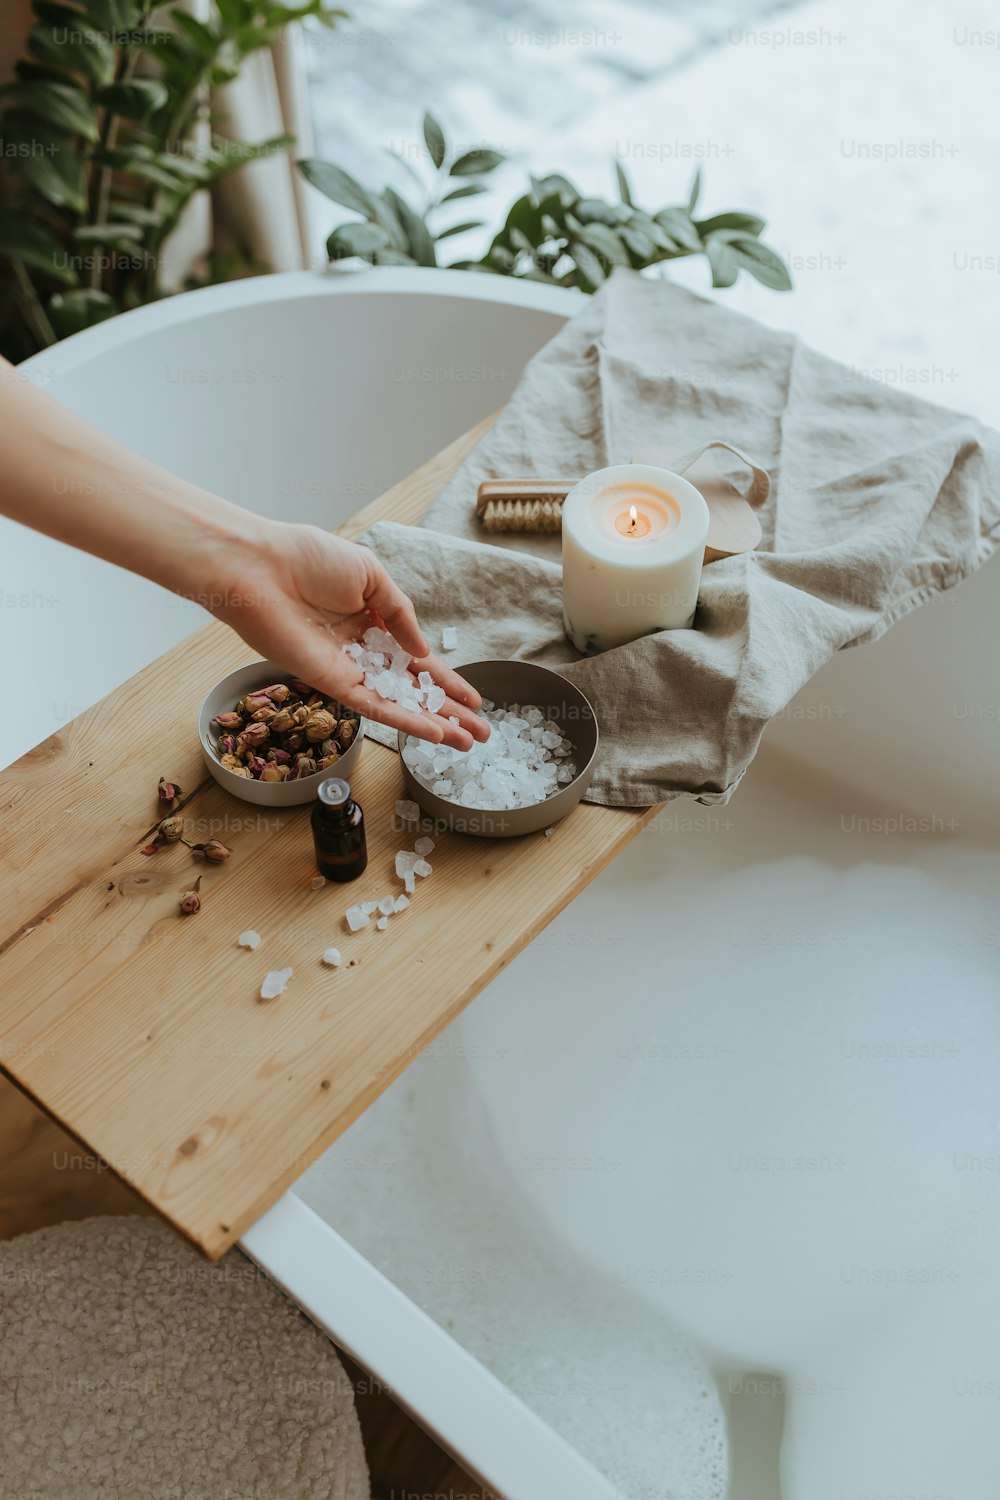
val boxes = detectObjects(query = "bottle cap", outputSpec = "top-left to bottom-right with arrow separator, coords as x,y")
317,777 -> 351,808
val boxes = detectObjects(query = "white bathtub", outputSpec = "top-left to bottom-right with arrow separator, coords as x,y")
7,268 -> 1000,1500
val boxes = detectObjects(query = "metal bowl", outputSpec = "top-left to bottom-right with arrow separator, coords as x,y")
397,659 -> 599,837
199,659 -> 365,808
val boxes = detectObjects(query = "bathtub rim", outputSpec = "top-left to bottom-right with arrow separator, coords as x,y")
18,265 -> 582,386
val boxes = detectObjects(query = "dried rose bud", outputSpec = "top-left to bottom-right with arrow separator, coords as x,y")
229,765 -> 253,779
251,705 -> 278,723
305,693 -> 324,709
240,722 -> 269,747
261,683 -> 291,702
212,711 -> 243,731
158,815 -> 185,843
245,755 -> 267,778
294,753 -> 318,775
178,889 -> 201,915
318,753 -> 340,771
220,753 -> 243,771
268,748 -> 291,764
259,764 -> 288,782
158,776 -> 181,803
285,733 -> 304,753
193,839 -> 232,863
288,677 -> 313,697
305,709 -> 336,743
335,719 -> 357,750
240,692 -> 273,714
218,735 -> 237,755
269,708 -> 297,734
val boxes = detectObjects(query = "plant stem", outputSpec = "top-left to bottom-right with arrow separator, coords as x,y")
12,260 -> 57,349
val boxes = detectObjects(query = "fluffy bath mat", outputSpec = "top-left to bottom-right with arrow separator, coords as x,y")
0,1215 -> 370,1500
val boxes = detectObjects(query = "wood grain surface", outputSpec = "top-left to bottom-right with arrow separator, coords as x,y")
0,417 -> 654,1259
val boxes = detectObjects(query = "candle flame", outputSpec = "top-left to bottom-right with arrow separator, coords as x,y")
628,504 -> 638,532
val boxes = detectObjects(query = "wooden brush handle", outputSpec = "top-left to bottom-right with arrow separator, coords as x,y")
475,479 -> 575,515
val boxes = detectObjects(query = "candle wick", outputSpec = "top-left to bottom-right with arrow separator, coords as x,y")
628,504 -> 638,534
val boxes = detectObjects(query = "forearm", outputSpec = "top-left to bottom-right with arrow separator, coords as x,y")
0,354 -> 265,601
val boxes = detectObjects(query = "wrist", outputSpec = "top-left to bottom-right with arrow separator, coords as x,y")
163,489 -> 280,614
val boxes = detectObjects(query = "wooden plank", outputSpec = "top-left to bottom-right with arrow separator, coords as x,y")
0,416 -> 653,1259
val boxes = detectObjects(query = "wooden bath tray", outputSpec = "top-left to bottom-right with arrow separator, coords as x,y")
0,418 -> 655,1259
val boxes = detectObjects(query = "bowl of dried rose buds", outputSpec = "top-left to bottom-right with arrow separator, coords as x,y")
199,660 -> 364,807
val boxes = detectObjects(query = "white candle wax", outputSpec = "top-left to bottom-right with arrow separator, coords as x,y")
561,464 -> 710,654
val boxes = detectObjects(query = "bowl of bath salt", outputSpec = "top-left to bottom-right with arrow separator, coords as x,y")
397,660 -> 599,837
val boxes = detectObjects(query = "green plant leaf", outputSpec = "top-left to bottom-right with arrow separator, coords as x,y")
30,2 -> 88,30
325,220 -> 390,259
79,0 -> 142,30
530,172 -> 577,206
440,182 -> 485,203
654,207 -> 702,253
215,0 -> 251,23
72,221 -> 144,243
450,147 -> 504,177
371,246 -> 417,266
615,159 -> 633,207
108,200 -> 163,227
618,221 -> 655,262
0,80 -> 98,140
577,221 -> 629,267
706,237 -> 738,288
626,208 -> 673,253
28,22 -> 115,84
0,213 -> 78,283
94,79 -> 169,117
9,123 -> 87,212
694,210 -> 767,238
727,235 -> 793,291
436,219 -> 483,239
687,166 -> 702,215
172,11 -> 218,55
384,186 -> 436,266
297,157 -> 378,218
422,110 -> 446,170
47,286 -> 117,336
569,240 -> 606,290
574,197 -> 622,227
13,60 -> 72,85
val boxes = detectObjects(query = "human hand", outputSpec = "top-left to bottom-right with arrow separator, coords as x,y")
203,520 -> 488,750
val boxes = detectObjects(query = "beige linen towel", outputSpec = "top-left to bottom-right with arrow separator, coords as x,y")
362,271 -> 1000,808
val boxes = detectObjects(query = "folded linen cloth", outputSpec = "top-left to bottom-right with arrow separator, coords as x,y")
361,270 -> 1000,808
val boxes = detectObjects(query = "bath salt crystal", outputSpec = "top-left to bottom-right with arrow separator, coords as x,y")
343,628 -> 451,719
414,836 -> 434,856
395,799 -> 420,822
393,894 -> 410,912
310,875 -> 326,891
376,916 -> 389,930
322,947 -> 342,967
417,670 -> 434,691
413,858 -> 433,878
260,967 -> 292,1001
345,905 -> 369,932
378,896 -> 395,916
361,900 -> 378,915
395,850 -> 419,879
237,930 -> 261,950
432,779 -> 453,797
403,870 -> 416,894
402,702 -> 578,811
441,627 -> 458,650
425,685 -> 446,714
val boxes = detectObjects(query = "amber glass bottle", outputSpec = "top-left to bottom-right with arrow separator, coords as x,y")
311,777 -> 367,882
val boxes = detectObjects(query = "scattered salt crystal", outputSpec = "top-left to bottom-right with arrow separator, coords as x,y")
260,966 -> 293,1000
544,828 -> 554,838
322,947 -> 343,967
378,896 -> 395,916
343,628 -> 453,719
345,905 -> 369,932
442,626 -> 458,650
413,858 -> 432,878
395,850 -> 419,878
414,836 -> 435,856
403,870 -> 416,894
310,875 -> 326,891
395,799 -> 420,822
361,900 -> 378,915
425,685 -> 446,714
238,930 -> 261,950
394,894 -> 410,912
376,916 -> 389,930
417,670 -> 433,691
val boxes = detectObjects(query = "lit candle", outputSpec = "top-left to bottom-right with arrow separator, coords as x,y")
561,464 -> 710,654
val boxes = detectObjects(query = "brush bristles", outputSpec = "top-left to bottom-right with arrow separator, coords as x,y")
479,497 -> 564,534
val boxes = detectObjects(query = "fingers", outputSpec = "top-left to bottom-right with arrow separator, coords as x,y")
362,560 -> 428,659
337,680 -> 478,751
410,651 -> 485,712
